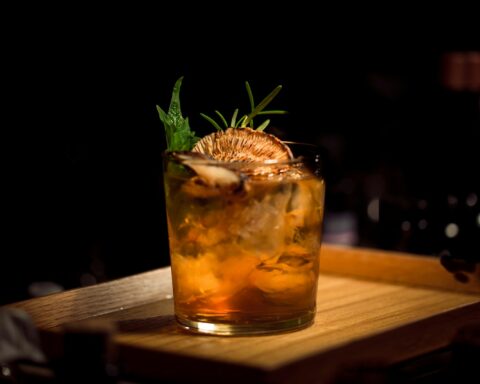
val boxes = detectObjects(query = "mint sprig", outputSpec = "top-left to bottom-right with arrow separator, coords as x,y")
157,77 -> 200,151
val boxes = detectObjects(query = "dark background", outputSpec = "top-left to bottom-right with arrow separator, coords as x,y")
3,19 -> 479,304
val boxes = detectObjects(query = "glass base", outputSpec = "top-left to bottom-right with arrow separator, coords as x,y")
175,310 -> 315,336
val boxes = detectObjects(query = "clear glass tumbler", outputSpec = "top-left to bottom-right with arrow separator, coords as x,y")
163,147 -> 325,335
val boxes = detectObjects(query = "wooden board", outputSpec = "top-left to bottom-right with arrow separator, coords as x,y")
319,245 -> 480,294
8,244 -> 480,383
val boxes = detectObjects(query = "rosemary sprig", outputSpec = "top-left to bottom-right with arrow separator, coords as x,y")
241,85 -> 283,127
257,110 -> 288,115
200,82 -> 287,132
235,115 -> 248,128
230,108 -> 239,127
256,119 -> 270,131
245,81 -> 255,128
215,110 -> 228,128
200,113 -> 223,131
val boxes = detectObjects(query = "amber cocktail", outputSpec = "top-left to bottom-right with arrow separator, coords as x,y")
163,150 -> 325,335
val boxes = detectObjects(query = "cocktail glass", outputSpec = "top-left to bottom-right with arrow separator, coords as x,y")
163,146 -> 325,335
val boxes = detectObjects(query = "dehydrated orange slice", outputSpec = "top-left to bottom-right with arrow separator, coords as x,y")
192,128 -> 293,162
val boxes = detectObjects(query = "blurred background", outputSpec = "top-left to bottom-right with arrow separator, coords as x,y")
3,20 -> 479,304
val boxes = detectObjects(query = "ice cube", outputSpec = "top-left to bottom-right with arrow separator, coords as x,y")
250,242 -> 317,303
250,263 -> 316,304
230,184 -> 292,258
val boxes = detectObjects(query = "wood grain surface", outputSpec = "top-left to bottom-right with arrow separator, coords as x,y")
320,245 -> 480,294
7,244 -> 480,383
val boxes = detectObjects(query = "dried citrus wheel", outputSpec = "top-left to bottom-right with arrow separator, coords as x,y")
192,127 -> 293,162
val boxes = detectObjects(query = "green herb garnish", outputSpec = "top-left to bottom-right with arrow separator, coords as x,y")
157,77 -> 200,151
201,82 -> 287,131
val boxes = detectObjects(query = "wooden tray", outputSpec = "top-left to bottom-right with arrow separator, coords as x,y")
9,245 -> 480,383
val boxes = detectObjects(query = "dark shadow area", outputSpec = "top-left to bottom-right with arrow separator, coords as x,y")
3,20 -> 479,304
